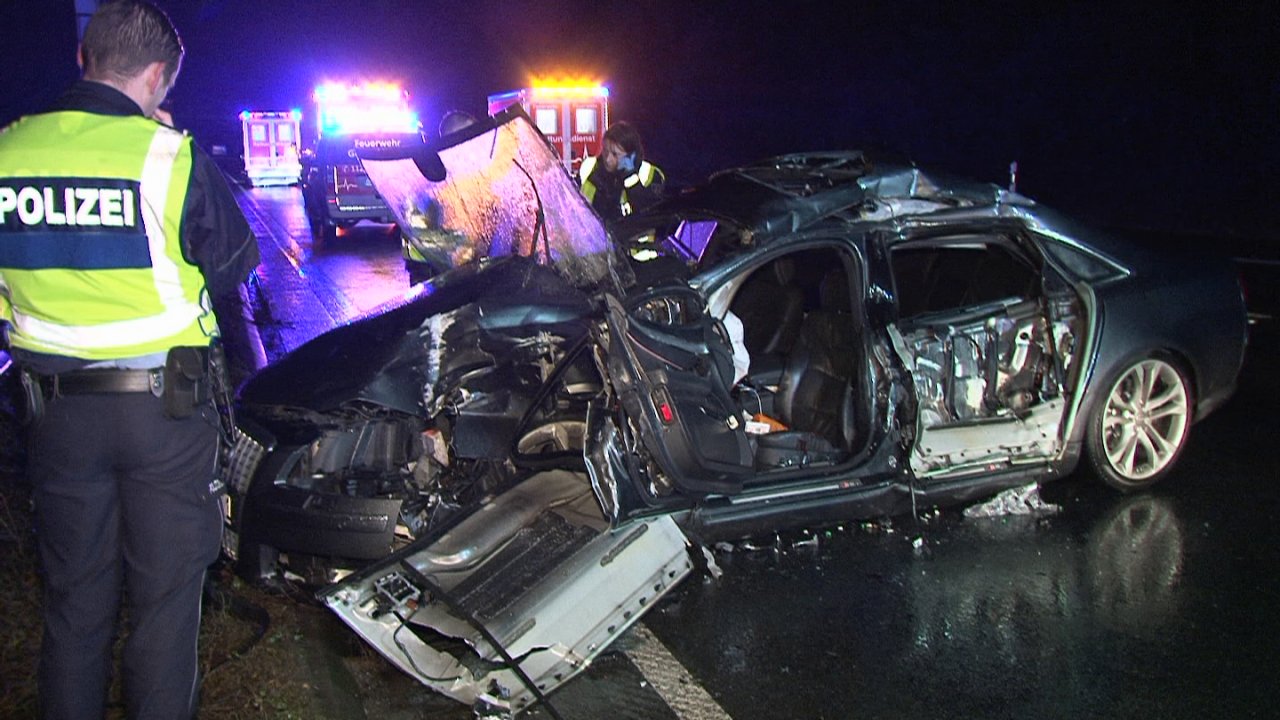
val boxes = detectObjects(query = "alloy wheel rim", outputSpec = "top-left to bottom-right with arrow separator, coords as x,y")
1101,359 -> 1189,481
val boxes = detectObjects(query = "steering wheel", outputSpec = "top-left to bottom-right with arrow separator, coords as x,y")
624,283 -> 706,327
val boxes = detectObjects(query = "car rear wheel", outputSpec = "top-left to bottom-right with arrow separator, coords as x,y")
1086,356 -> 1192,491
309,216 -> 337,245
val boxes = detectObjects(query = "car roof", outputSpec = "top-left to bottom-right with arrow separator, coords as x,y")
627,151 -> 1027,233
616,151 -> 1035,266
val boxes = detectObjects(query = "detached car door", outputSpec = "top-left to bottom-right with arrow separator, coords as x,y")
885,227 -> 1081,482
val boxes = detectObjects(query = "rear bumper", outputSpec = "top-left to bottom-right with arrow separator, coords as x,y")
1196,379 -> 1237,422
325,199 -> 395,223
247,164 -> 302,187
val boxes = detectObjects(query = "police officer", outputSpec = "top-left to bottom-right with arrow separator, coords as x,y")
0,2 -> 260,718
402,109 -> 478,284
579,121 -> 666,222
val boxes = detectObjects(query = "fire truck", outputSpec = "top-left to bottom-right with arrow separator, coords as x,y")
240,110 -> 303,187
487,83 -> 609,174
300,81 -> 421,242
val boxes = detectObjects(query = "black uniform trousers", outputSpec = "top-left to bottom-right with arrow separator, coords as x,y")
28,389 -> 222,720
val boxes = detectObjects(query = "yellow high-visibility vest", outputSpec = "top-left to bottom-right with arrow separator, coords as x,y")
0,110 -> 217,359
579,155 -> 663,217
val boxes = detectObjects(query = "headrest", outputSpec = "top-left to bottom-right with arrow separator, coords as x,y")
770,256 -> 796,285
819,269 -> 850,313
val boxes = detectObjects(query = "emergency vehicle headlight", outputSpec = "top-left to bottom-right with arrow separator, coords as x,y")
314,82 -> 419,136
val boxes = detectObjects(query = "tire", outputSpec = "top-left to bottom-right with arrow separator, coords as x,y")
1086,355 -> 1193,492
308,213 -> 337,245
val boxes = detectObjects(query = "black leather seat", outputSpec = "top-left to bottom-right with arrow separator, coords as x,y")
731,257 -> 805,363
773,268 -> 858,449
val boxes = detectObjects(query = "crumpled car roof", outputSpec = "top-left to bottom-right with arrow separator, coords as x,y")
622,151 -> 1029,242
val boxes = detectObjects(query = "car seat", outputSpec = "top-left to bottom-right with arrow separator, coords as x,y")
766,268 -> 859,456
730,257 -> 805,376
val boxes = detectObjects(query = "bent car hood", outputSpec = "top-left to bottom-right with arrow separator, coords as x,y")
238,109 -> 622,412
236,258 -> 596,413
357,106 -> 611,285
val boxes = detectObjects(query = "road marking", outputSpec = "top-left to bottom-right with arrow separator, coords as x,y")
231,184 -> 357,357
626,624 -> 733,720
232,184 -> 309,275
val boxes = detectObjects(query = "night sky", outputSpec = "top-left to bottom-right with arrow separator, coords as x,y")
2,1 -> 1277,242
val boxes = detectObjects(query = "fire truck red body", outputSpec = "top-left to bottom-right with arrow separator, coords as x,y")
487,85 -> 609,173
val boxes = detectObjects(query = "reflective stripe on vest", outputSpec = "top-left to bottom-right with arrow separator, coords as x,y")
0,111 -> 215,359
401,232 -> 428,262
580,156 -> 660,216
623,161 -> 658,189
579,155 -> 600,204
620,162 -> 662,216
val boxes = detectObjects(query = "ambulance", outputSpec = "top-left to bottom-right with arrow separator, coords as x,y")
487,83 -> 609,174
240,110 -> 303,187
300,82 -> 421,242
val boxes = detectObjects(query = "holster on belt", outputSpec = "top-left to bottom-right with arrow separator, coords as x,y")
17,346 -> 217,422
163,346 -> 210,419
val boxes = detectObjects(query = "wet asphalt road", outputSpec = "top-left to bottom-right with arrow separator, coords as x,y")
235,185 -> 1280,720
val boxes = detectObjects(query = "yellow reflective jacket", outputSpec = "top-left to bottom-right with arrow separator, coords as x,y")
579,155 -> 665,219
0,111 -> 218,359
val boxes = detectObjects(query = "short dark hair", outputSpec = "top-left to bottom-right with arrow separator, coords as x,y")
81,0 -> 184,84
602,121 -> 644,158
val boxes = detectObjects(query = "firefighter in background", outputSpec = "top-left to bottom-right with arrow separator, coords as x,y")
402,109 -> 478,284
579,121 -> 665,222
0,2 -> 260,717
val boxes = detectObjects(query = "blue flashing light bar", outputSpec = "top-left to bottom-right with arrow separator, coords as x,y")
241,110 -> 300,122
314,81 -> 406,104
318,108 -> 420,136
313,82 -> 419,136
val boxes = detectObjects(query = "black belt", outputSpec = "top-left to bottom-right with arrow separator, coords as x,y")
39,368 -> 164,396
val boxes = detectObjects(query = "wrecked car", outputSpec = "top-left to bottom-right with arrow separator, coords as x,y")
219,108 -> 1247,714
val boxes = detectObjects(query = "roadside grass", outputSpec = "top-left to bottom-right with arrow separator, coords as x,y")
0,364 -> 347,720
0,371 -> 459,720
0,471 -> 334,719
